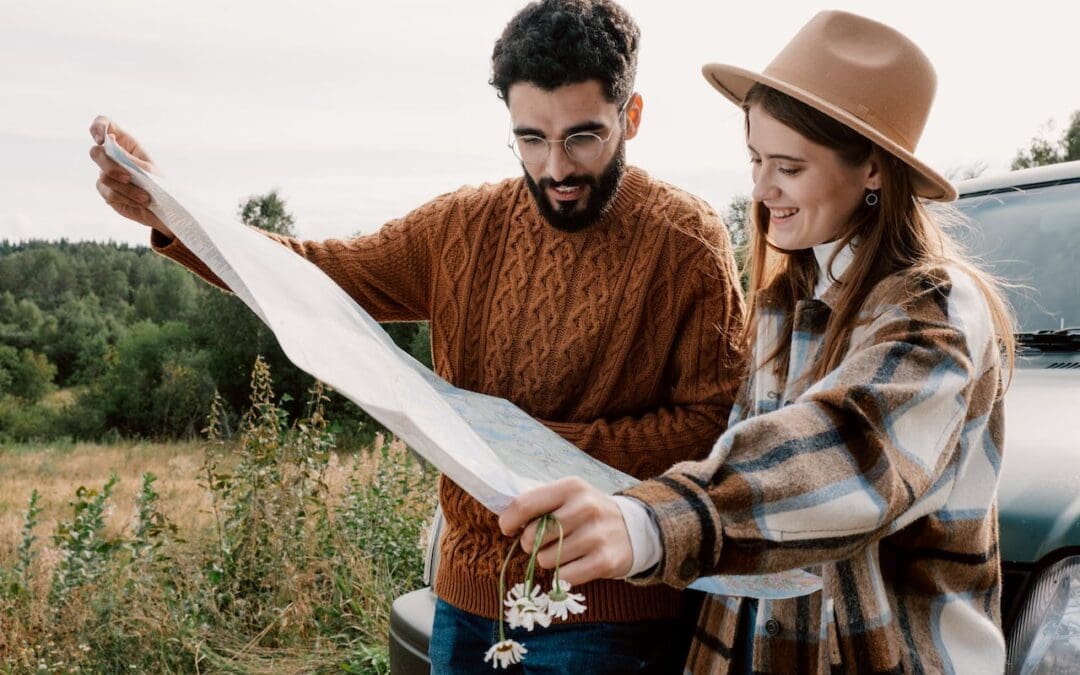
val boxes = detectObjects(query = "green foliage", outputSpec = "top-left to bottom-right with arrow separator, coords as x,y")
723,194 -> 752,293
1012,110 -> 1080,169
0,191 -> 434,443
1,490 -> 43,601
339,439 -> 430,594
0,396 -> 62,444
86,320 -> 217,439
49,474 -> 121,606
129,472 -> 178,563
0,346 -> 56,402
1,359 -> 437,671
239,190 -> 297,237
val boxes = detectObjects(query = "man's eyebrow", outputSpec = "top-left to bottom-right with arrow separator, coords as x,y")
747,144 -> 807,162
512,120 -> 608,138
564,120 -> 606,135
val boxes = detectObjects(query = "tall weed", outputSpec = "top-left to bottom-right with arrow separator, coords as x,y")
0,357 -> 437,673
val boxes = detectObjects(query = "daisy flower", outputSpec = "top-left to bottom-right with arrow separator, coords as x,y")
484,639 -> 527,669
545,578 -> 587,620
505,577 -> 552,632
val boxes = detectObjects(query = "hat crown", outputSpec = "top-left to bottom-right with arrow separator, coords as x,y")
765,10 -> 936,152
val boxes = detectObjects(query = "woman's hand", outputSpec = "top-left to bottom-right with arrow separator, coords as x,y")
498,477 -> 634,586
88,116 -> 172,237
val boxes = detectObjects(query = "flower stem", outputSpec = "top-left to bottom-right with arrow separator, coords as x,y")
550,515 -> 565,588
523,515 -> 549,596
497,539 -> 516,642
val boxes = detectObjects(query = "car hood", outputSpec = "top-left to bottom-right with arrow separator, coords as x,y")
997,360 -> 1080,563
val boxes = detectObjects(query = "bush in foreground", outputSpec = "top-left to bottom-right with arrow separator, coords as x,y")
0,357 -> 438,673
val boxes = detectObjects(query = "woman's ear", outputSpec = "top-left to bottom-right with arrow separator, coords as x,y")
864,155 -> 883,191
624,93 -> 643,140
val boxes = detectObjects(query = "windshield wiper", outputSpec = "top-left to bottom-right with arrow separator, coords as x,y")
1015,328 -> 1080,353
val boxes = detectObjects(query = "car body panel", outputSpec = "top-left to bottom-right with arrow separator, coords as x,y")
998,358 -> 1080,563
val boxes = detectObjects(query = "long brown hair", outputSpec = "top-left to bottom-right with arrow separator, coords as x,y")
741,84 -> 1015,388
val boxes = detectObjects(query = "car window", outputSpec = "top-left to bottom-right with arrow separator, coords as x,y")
955,180 -> 1080,332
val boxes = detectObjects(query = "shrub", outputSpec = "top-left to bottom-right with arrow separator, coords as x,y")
0,357 -> 437,671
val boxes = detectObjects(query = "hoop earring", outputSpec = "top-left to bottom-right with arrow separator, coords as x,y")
865,190 -> 880,207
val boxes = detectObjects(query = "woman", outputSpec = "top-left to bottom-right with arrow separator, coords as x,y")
500,10 -> 1014,674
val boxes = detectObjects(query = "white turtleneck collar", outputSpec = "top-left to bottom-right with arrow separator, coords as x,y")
812,239 -> 856,300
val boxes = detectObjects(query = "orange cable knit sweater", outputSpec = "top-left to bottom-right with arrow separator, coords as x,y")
153,166 -> 746,622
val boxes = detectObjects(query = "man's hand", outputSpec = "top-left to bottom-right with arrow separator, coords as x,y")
498,477 -> 634,586
88,116 -> 172,238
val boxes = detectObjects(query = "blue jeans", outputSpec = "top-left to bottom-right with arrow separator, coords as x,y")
429,595 -> 701,674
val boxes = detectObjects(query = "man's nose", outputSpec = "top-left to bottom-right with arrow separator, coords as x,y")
544,142 -> 576,182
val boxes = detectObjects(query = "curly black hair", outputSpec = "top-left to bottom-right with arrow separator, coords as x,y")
490,0 -> 640,105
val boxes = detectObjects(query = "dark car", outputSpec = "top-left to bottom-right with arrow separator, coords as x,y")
389,161 -> 1080,674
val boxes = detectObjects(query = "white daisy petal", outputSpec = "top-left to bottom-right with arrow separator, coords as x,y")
484,639 -> 528,669
546,579 -> 587,620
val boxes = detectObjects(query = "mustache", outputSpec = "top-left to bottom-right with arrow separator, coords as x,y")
537,175 -> 597,190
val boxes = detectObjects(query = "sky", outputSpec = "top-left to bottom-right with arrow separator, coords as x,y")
1,0 -> 1078,246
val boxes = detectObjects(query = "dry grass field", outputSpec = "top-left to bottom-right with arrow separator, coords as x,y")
0,427 -> 433,674
0,439 -> 373,562
0,441 -> 213,561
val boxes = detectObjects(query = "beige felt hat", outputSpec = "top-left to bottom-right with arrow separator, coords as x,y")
703,10 -> 956,202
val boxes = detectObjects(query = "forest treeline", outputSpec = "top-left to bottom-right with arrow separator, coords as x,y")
0,193 -> 431,444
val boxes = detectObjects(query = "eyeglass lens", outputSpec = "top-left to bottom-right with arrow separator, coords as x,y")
511,133 -> 605,165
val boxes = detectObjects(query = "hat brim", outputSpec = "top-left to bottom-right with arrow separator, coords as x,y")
702,63 -> 957,202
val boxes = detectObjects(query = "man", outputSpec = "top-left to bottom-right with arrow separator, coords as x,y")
89,1 -> 745,671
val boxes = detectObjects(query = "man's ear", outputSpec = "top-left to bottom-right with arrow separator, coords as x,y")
624,93 -> 643,140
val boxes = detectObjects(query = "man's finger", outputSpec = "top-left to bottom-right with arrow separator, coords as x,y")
96,178 -> 144,211
101,175 -> 150,206
107,122 -> 153,164
88,145 -> 131,182
90,116 -> 156,173
90,115 -> 111,144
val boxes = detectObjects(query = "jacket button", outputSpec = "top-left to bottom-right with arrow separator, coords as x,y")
764,618 -> 781,636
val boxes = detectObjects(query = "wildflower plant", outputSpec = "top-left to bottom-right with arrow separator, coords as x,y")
0,490 -> 43,601
49,474 -> 121,606
485,513 -> 588,669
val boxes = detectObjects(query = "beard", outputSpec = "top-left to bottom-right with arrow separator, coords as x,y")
523,142 -> 627,233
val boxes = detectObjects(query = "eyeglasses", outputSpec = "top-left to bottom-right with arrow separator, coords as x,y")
508,99 -> 629,166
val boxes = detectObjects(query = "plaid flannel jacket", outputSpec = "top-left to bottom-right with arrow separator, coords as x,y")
622,264 -> 1006,674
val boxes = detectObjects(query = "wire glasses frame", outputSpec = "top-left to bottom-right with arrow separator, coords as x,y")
507,98 -> 631,166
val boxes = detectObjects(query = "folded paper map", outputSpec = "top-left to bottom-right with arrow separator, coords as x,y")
104,135 -> 821,600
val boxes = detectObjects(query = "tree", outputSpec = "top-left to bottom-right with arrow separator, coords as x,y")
723,194 -> 751,249
722,195 -> 752,293
87,320 -> 210,438
238,191 -> 296,236
1012,111 -> 1080,169
0,346 -> 57,403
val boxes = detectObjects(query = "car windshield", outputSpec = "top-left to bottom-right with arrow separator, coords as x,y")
954,180 -> 1080,333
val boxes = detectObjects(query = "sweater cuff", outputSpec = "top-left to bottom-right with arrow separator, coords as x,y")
150,228 -> 175,250
150,228 -> 230,292
618,468 -> 723,588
